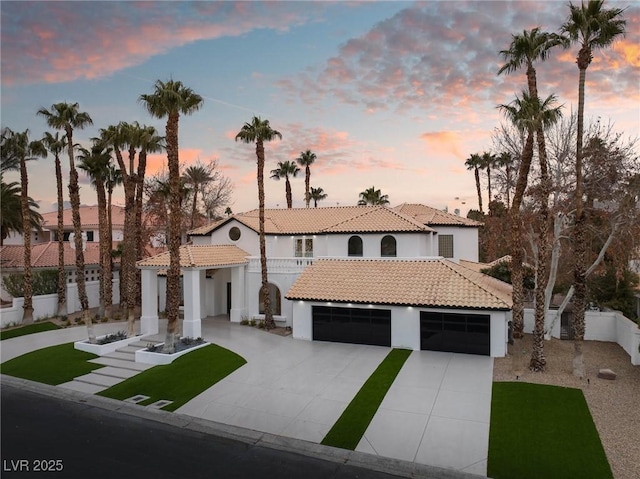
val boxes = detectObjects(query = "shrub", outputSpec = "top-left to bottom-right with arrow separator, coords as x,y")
97,331 -> 127,345
2,269 -> 62,298
249,319 -> 256,327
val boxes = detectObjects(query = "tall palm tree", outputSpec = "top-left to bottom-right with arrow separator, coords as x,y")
465,154 -> 484,213
140,79 -> 203,352
235,116 -> 282,330
37,102 -> 95,341
358,186 -> 389,206
0,180 -> 42,245
78,142 -> 113,318
2,129 -> 46,323
497,27 -> 565,343
105,163 -> 123,253
561,0 -> 626,376
270,160 -> 300,208
525,95 -> 564,372
498,92 -> 537,343
42,131 -> 68,316
310,186 -> 328,208
183,164 -> 214,228
296,150 -> 316,208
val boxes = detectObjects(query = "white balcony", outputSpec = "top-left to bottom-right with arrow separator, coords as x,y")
247,256 -> 314,274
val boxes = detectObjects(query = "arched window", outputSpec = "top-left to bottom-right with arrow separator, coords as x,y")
348,236 -> 363,257
259,283 -> 281,315
381,235 -> 396,257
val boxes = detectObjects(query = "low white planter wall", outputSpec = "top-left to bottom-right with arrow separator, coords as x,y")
135,341 -> 209,365
74,333 -> 149,356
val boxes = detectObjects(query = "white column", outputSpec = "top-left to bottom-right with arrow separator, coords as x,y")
182,269 -> 202,338
140,269 -> 158,335
230,265 -> 247,323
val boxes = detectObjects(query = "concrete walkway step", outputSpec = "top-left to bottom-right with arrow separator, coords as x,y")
103,351 -> 135,361
58,380 -> 106,394
129,340 -> 162,349
117,345 -> 145,354
89,357 -> 154,371
74,372 -> 123,388
92,366 -> 140,379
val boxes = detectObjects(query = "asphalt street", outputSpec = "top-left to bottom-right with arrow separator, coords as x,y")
1,383 -> 407,479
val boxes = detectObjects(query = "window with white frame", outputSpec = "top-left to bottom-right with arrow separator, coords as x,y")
438,235 -> 454,258
295,238 -> 313,257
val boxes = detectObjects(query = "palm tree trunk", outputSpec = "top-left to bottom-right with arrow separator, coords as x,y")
572,62 -> 588,378
190,186 -> 198,229
285,177 -> 292,208
474,167 -> 483,213
256,139 -> 274,330
305,167 -> 310,208
20,157 -> 34,324
55,154 -> 66,316
123,182 -> 136,336
134,150 -> 147,317
487,164 -> 492,212
165,112 -> 181,352
95,175 -> 108,319
530,127 -> 551,372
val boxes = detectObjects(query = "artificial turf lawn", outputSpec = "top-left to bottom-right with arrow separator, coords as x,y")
321,348 -> 412,450
1,321 -> 61,341
0,342 -> 101,385
98,344 -> 247,412
488,382 -> 612,479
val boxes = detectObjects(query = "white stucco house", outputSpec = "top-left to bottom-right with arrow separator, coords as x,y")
137,204 -> 513,357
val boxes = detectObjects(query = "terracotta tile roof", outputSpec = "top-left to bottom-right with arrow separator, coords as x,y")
188,206 -> 434,236
393,203 -> 482,227
137,244 -> 249,268
0,242 -> 119,269
285,258 -> 512,310
40,205 -> 126,230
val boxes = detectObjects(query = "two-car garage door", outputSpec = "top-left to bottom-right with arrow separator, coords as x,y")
312,306 -> 391,347
420,311 -> 490,356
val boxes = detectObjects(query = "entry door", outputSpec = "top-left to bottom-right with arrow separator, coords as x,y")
226,282 -> 232,316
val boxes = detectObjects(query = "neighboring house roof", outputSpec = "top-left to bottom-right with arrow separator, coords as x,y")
137,245 -> 249,269
0,242 -> 118,269
188,205 -> 435,236
40,205 -> 126,230
285,258 -> 512,310
459,255 -> 512,273
393,203 -> 483,227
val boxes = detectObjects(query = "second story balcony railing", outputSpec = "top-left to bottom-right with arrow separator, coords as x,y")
247,256 -> 314,274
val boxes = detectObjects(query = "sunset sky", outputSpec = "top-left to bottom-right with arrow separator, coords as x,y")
2,1 -> 638,216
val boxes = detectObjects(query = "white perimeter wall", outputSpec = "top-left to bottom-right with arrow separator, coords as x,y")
292,301 -> 509,357
1,279 -> 120,328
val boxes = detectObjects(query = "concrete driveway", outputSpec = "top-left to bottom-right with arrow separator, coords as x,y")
178,317 -> 493,476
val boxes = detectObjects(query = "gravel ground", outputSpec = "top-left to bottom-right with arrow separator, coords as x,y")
493,335 -> 640,479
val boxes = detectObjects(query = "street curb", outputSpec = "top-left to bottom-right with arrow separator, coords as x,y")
1,374 -> 488,479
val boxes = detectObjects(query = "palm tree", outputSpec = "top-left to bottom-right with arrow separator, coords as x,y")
525,95 -> 564,372
465,153 -> 484,213
497,27 -> 565,344
358,186 -> 390,206
1,180 -> 42,245
2,129 -> 46,323
270,160 -> 300,208
183,164 -> 214,228
105,163 -> 123,252
235,116 -> 282,330
140,79 -> 203,352
495,152 -> 515,208
561,0 -> 626,377
225,207 -> 233,216
310,186 -> 328,208
481,152 -> 497,210
37,102 -> 95,341
78,142 -> 113,318
296,150 -> 316,208
42,131 -> 68,316
498,92 -> 537,343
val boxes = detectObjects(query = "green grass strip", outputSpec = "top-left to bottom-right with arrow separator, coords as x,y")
98,344 -> 246,412
321,348 -> 412,450
1,321 -> 61,341
488,382 -> 612,479
1,342 -> 101,385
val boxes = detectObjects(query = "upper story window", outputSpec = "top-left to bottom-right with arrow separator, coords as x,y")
348,236 -> 363,257
381,235 -> 396,257
86,231 -> 94,242
228,226 -> 241,241
295,238 -> 313,257
438,235 -> 454,258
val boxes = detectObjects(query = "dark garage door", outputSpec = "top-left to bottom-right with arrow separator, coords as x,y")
313,306 -> 391,347
420,311 -> 490,355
